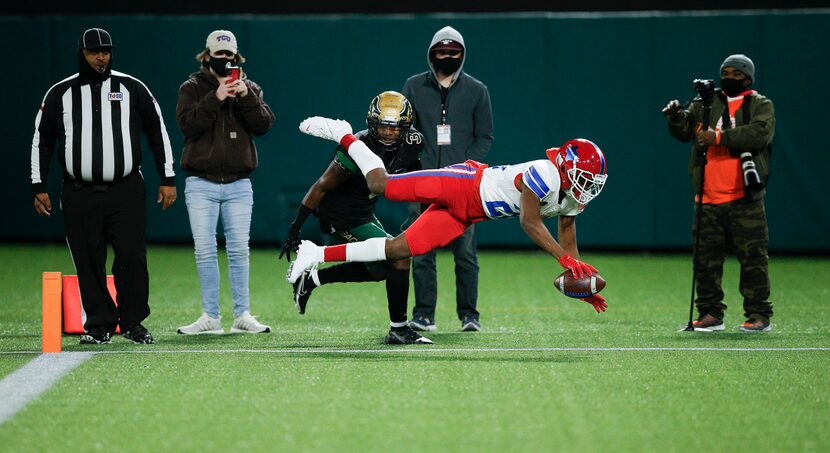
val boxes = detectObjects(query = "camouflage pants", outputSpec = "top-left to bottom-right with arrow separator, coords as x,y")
692,197 -> 772,321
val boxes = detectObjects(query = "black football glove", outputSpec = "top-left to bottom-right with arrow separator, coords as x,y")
279,204 -> 314,262
279,222 -> 301,262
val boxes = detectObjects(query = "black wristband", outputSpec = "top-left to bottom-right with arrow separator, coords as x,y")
293,204 -> 313,226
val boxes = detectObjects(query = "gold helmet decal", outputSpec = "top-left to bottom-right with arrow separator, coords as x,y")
367,91 -> 414,135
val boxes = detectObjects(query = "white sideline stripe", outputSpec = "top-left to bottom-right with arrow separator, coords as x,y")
0,352 -> 93,425
2,347 -> 829,356
97,347 -> 830,353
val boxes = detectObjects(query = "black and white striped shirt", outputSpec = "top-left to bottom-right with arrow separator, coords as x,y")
30,70 -> 175,193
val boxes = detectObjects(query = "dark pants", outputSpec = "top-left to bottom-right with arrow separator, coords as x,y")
412,224 -> 479,321
61,173 -> 150,332
693,197 -> 772,321
327,218 -> 408,324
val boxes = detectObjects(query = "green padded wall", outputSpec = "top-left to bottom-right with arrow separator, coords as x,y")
4,11 -> 828,251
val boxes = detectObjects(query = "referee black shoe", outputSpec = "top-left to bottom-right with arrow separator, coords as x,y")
79,327 -> 113,344
122,324 -> 155,344
384,326 -> 434,344
292,269 -> 317,315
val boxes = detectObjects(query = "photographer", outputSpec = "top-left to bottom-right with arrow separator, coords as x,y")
664,54 -> 775,332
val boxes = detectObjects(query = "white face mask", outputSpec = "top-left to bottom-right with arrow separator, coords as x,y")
566,169 -> 607,205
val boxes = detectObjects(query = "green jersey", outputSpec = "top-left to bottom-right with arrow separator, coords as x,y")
317,128 -> 423,231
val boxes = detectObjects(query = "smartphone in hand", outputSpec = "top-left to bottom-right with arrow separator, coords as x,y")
227,66 -> 240,83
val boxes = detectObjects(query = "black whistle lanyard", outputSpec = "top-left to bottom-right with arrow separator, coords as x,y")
440,86 -> 449,125
438,87 -> 449,167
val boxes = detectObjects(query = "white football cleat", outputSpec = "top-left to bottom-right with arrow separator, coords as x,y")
287,240 -> 325,284
298,116 -> 353,143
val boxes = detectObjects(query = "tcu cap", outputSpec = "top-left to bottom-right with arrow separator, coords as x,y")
206,30 -> 238,55
80,28 -> 115,50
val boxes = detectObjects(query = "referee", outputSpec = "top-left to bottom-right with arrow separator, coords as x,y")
30,28 -> 177,345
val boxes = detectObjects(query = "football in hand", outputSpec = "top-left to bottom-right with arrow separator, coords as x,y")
554,270 -> 606,299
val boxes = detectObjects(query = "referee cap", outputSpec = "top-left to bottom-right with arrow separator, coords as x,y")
79,28 -> 115,51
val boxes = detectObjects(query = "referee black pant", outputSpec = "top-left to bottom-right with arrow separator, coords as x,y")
62,172 -> 150,332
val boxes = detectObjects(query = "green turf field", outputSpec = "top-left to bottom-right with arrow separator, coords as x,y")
1,244 -> 828,451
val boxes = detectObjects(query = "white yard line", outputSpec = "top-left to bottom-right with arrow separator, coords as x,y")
2,347 -> 829,356
0,352 -> 93,425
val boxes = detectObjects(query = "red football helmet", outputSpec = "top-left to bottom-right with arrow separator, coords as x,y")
545,138 -> 608,204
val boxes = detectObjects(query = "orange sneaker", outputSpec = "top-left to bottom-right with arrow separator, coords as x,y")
739,318 -> 771,332
692,314 -> 724,332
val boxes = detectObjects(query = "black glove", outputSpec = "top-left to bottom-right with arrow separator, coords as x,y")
279,223 -> 301,262
279,204 -> 313,262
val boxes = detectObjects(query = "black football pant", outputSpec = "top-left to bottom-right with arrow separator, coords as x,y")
62,173 -> 150,332
412,224 -> 479,322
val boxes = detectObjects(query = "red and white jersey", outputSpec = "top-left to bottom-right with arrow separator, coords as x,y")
478,159 -> 584,219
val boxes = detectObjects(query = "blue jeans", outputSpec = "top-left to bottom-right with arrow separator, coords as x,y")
185,177 -> 253,318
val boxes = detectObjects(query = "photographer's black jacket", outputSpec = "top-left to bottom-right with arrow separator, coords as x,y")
30,70 -> 176,194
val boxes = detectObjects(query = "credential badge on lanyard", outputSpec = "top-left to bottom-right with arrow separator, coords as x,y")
437,124 -> 451,145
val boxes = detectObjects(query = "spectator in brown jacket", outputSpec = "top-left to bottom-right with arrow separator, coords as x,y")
175,29 -> 275,335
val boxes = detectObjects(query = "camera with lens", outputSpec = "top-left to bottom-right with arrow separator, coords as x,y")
693,79 -> 715,106
740,151 -> 763,191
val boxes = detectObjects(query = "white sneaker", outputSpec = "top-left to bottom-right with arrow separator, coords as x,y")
177,313 -> 224,335
231,311 -> 271,334
298,116 -> 353,143
287,240 -> 324,284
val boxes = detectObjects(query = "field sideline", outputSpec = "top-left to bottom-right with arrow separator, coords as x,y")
1,244 -> 828,451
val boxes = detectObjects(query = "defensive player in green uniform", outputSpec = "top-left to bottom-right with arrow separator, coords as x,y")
279,91 -> 432,344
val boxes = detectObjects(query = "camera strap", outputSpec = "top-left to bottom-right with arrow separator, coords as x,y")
718,93 -> 752,130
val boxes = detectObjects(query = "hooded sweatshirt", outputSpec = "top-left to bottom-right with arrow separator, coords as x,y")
402,26 -> 494,169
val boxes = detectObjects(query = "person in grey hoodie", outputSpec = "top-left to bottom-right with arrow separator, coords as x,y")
402,26 -> 494,332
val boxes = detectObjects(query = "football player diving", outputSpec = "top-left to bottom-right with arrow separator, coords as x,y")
279,91 -> 432,344
288,116 -> 610,315
287,116 -> 608,312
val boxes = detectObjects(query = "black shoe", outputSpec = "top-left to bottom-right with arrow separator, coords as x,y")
79,327 -> 113,344
122,324 -> 155,344
409,315 -> 436,332
384,326 -> 434,344
461,315 -> 481,332
292,269 -> 317,315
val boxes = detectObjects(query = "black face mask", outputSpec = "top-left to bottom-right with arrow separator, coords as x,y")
433,56 -> 461,75
206,57 -> 233,76
721,78 -> 749,97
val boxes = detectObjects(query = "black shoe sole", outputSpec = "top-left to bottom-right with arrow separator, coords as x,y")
79,335 -> 111,344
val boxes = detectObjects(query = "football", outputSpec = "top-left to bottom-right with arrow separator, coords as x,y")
554,270 -> 606,299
